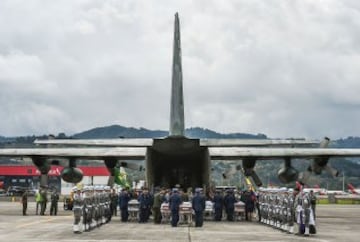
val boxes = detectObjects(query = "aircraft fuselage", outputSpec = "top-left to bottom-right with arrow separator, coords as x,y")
145,136 -> 210,190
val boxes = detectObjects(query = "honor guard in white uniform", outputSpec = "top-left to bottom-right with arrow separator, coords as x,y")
72,187 -> 84,233
286,189 -> 295,234
104,186 -> 112,223
82,186 -> 93,232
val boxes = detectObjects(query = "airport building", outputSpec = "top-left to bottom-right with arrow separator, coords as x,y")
0,165 -> 110,194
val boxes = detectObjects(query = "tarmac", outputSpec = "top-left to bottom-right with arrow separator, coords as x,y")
0,201 -> 359,242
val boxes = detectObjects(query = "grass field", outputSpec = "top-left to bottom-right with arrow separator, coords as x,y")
318,197 -> 360,204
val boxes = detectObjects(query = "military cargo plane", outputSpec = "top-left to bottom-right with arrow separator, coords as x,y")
1,13 -> 360,190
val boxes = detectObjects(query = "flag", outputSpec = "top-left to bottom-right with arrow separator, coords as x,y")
114,166 -> 130,188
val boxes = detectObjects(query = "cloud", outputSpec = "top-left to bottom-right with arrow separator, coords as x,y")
0,0 -> 360,139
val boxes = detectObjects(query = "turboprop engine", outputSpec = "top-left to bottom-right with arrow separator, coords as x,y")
61,158 -> 83,183
242,158 -> 263,186
298,137 -> 339,184
277,157 -> 298,184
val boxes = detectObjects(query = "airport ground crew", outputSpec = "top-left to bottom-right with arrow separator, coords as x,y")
192,188 -> 206,227
169,188 -> 182,227
212,190 -> 224,221
35,190 -> 42,215
50,190 -> 59,216
40,188 -> 48,215
21,190 -> 28,216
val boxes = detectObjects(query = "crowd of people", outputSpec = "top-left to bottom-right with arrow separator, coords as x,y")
21,186 -> 60,216
19,183 -> 317,237
72,185 -> 114,233
70,185 -> 259,231
257,187 -> 317,236
111,184 -> 317,237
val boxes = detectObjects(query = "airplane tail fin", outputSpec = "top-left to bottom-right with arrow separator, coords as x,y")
169,12 -> 185,137
348,183 -> 357,194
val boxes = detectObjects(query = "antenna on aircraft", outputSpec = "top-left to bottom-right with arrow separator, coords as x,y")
169,12 -> 185,137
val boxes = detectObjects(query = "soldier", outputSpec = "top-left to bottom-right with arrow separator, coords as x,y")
273,191 -> 281,228
268,190 -> 275,227
138,188 -> 152,223
212,190 -> 223,221
286,188 -> 295,234
259,188 -> 268,224
72,187 -> 84,233
88,186 -> 97,229
192,188 -> 206,227
294,188 -> 305,235
180,189 -> 189,202
279,189 -> 288,231
244,188 -> 256,221
255,191 -> 261,222
50,189 -> 59,216
104,186 -> 112,223
21,190 -> 28,216
309,190 -> 317,220
224,189 -> 236,221
93,186 -> 102,226
169,188 -> 182,227
153,189 -> 164,224
119,188 -> 131,222
110,188 -> 119,216
302,192 -> 316,236
82,186 -> 93,231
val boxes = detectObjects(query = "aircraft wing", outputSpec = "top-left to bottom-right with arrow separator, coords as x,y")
209,146 -> 360,185
34,138 -> 153,147
0,147 -> 146,160
34,138 -> 317,147
209,147 -> 360,160
3,144 -> 359,161
200,139 -> 318,147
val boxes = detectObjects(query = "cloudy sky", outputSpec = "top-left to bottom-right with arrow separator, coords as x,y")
1,0 -> 360,139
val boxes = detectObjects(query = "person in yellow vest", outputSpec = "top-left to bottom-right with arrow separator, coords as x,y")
40,187 -> 48,215
35,190 -> 43,215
